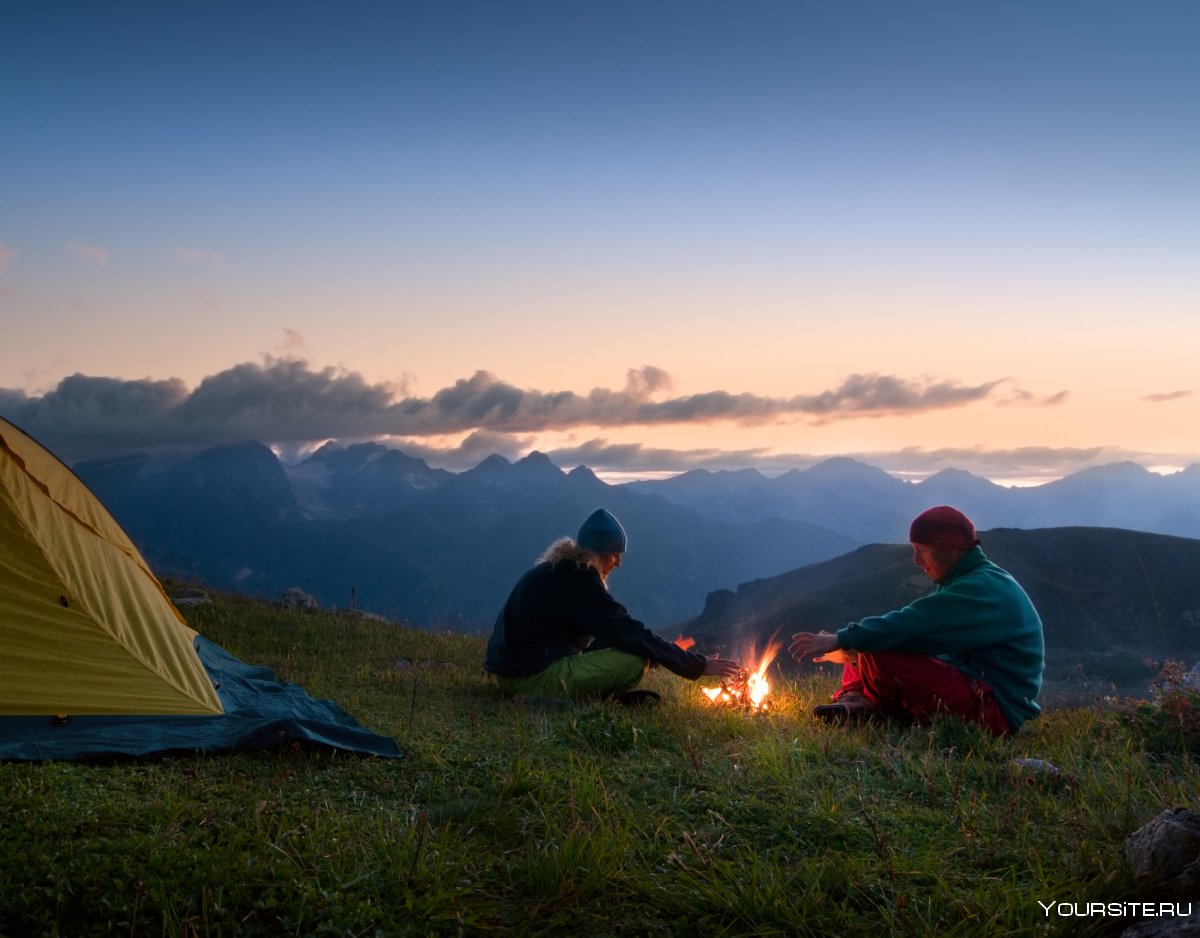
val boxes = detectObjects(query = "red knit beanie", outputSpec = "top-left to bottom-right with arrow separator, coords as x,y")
908,506 -> 979,550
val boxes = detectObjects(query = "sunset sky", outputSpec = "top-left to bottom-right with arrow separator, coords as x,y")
2,2 -> 1197,484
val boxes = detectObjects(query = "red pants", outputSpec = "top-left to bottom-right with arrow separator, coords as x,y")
838,652 -> 1011,737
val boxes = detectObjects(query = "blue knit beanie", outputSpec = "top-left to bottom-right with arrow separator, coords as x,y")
577,508 -> 627,553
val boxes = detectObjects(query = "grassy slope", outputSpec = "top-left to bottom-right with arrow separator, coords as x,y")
2,590 -> 1196,937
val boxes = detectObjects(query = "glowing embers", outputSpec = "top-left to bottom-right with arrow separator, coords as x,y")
699,636 -> 782,712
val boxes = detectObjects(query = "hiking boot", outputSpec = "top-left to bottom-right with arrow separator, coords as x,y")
615,689 -> 662,708
813,694 -> 879,724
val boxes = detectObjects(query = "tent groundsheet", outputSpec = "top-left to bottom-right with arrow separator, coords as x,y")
0,635 -> 401,761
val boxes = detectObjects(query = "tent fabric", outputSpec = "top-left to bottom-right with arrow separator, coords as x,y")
0,418 -> 222,715
0,636 -> 402,761
0,415 -> 400,761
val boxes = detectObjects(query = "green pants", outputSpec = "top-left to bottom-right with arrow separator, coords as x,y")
495,649 -> 648,700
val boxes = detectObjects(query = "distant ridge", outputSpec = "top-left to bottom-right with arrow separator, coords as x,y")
627,456 -> 1200,542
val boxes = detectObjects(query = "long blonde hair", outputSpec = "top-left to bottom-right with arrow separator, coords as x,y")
538,537 -> 609,584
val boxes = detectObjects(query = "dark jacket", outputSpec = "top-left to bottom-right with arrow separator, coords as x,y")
485,559 -> 707,680
836,546 -> 1045,731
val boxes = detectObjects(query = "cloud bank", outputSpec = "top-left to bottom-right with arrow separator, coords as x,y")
0,358 -> 1178,483
1,358 -> 1019,451
1143,390 -> 1192,404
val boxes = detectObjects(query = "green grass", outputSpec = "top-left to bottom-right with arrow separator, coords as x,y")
2,589 -> 1197,937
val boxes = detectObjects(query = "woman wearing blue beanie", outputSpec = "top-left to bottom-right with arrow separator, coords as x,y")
485,508 -> 741,703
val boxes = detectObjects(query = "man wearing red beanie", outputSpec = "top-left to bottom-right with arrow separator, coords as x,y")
788,506 -> 1045,736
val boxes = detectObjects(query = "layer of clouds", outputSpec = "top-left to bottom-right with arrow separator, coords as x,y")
0,358 -> 1028,457
0,243 -> 15,274
0,357 -> 1180,483
1143,390 -> 1192,403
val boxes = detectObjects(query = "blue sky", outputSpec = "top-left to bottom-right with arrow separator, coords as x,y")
2,1 -> 1198,483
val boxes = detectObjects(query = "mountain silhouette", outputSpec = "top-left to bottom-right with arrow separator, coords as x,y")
76,445 -> 856,629
286,441 -> 452,518
628,457 -> 1200,541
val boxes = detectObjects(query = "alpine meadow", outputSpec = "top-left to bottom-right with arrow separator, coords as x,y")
2,585 -> 1198,936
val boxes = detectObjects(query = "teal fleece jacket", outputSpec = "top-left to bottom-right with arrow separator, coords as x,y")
836,546 -> 1045,731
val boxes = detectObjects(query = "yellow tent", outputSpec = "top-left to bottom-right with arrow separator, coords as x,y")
0,416 -> 223,716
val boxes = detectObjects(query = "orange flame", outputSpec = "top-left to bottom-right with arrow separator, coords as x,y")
745,636 -> 782,710
673,634 -> 696,651
701,634 -> 782,711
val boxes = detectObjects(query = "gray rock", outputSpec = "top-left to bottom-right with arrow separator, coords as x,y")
171,588 -> 211,607
280,587 -> 318,612
1120,909 -> 1200,938
1010,758 -> 1063,777
1126,808 -> 1200,899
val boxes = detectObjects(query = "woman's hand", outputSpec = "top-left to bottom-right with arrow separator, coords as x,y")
702,655 -> 742,678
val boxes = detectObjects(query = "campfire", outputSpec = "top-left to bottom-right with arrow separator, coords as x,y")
677,634 -> 783,711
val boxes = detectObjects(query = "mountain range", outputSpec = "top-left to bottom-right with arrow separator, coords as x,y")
627,457 -> 1200,543
75,442 -> 856,630
72,443 -> 1200,689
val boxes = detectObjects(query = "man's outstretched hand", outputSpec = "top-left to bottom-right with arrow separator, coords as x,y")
788,630 -> 842,663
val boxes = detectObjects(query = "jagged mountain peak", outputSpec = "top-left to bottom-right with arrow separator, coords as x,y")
803,456 -> 894,479
193,439 -> 276,459
1039,461 -> 1155,491
1069,461 -> 1151,479
567,464 -> 599,481
466,454 -> 512,474
514,451 -> 563,476
922,467 -> 986,482
917,467 -> 1005,493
